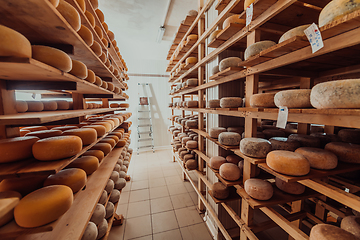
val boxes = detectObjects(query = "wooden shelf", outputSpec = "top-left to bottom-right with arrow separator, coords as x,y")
209,67 -> 244,80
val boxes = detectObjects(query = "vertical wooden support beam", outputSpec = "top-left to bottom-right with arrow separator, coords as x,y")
0,80 -> 19,139
324,125 -> 335,134
288,200 -> 303,240
297,78 -> 314,134
102,98 -> 109,108
72,93 -> 86,122
240,198 -> 254,240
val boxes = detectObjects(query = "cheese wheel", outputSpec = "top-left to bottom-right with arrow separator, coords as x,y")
94,76 -> 102,86
67,156 -> 99,175
208,99 -> 221,108
89,0 -> 98,9
107,30 -> 115,41
219,163 -> 241,181
269,137 -> 300,151
82,150 -> 104,162
210,156 -> 227,170
119,171 -> 126,178
102,22 -> 109,33
226,155 -> 242,165
91,142 -> 112,155
32,45 -> 72,72
209,30 -> 222,42
85,11 -> 95,28
52,125 -> 78,131
98,190 -> 107,205
62,128 -> 97,145
90,203 -> 105,225
115,178 -> 126,190
244,0 -> 255,8
85,69 -> 96,83
310,224 -> 358,240
56,0 -> 81,31
107,82 -> 115,91
48,0 -> 60,7
105,179 -> 114,194
338,129 -> 360,144
0,136 -> 39,163
21,126 -> 48,132
220,97 -> 243,108
240,138 -> 272,158
95,9 -> 105,23
266,150 -> 310,176
186,140 -> 198,149
262,129 -> 286,139
180,150 -> 190,159
105,201 -> 114,219
94,26 -> 103,39
227,127 -> 244,135
0,191 -> 22,227
244,179 -> 273,200
288,134 -> 321,148
110,103 -> 119,108
311,79 -> 360,109
97,218 -> 108,240
209,127 -> 227,138
186,57 -> 197,64
188,9 -> 198,16
102,38 -> 108,48
295,147 -> 338,170
186,159 -> 197,170
186,120 -> 198,128
116,139 -> 126,148
26,129 -> 62,139
183,154 -> 194,163
279,24 -> 311,43
187,34 -> 198,42
319,0 -> 360,27
27,101 -> 44,112
20,129 -> 31,136
81,222 -> 98,240
250,93 -> 276,108
15,101 -> 28,113
14,185 -> 73,228
274,89 -> 312,108
42,101 -> 58,111
223,15 -> 246,29
341,216 -> 360,238
83,125 -> 106,137
325,142 -> 360,163
0,25 -> 32,58
218,132 -> 241,146
219,57 -> 242,71
95,121 -> 112,132
245,41 -> 276,60
32,136 -> 82,161
100,81 -> 108,89
119,103 -> 130,108
109,189 -> 120,203
310,132 -> 341,148
186,101 -> 198,108
211,182 -> 229,199
186,78 -> 198,86
44,168 -> 87,193
100,138 -> 116,148
69,59 -> 88,79
275,177 -> 305,195
75,0 -> 86,12
0,176 -> 47,196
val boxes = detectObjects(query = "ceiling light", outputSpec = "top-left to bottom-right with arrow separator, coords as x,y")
157,26 -> 165,43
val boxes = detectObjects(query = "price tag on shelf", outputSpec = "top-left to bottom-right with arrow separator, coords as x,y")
304,23 -> 324,53
276,106 -> 288,129
246,3 -> 253,26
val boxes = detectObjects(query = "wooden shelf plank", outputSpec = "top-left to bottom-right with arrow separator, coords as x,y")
209,67 -> 244,80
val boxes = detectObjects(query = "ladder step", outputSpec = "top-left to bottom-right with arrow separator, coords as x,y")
138,131 -> 152,134
138,110 -> 150,112
138,118 -> 151,120
138,145 -> 154,148
138,124 -> 152,127
138,138 -> 153,141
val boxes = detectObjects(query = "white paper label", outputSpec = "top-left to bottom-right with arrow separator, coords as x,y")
276,106 -> 288,129
246,3 -> 253,26
304,23 -> 324,53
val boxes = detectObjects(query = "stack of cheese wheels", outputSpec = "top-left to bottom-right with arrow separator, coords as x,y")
274,89 -> 312,108
56,0 -> 81,31
222,15 -> 246,29
209,127 -> 227,138
250,93 -> 276,108
212,182 -> 229,199
309,223 -> 358,240
266,150 -> 310,176
295,147 -> 338,170
219,163 -> 241,181
44,168 -> 87,193
0,191 -> 22,227
319,0 -> 360,27
209,30 -> 222,42
0,25 -> 32,58
67,156 -> 99,175
245,41 -> 276,60
219,57 -> 242,71
220,97 -> 243,108
269,137 -> 300,151
244,179 -> 273,200
0,136 -> 40,163
275,177 -> 305,195
240,138 -> 272,158
325,142 -> 360,164
278,24 -> 311,43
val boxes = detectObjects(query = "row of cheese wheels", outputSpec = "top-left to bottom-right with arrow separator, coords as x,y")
170,56 -> 198,79
170,114 -> 206,129
0,128 -> 131,230
171,100 -> 199,108
170,78 -> 199,93
0,112 -> 132,163
110,102 -> 129,108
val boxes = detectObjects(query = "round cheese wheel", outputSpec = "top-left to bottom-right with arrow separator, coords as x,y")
56,0 -> 81,31
245,179 -> 273,200
100,138 -> 116,148
22,126 -> 48,132
279,24 -> 311,43
218,132 -> 241,146
186,120 -> 198,128
109,171 -> 120,184
100,80 -> 108,89
219,163 -> 241,181
219,57 -> 242,71
240,138 -> 271,158
227,127 -> 244,135
185,57 -> 197,65
325,142 -> 360,163
209,127 -> 227,138
338,129 -> 360,144
119,171 -> 126,179
187,34 -> 198,42
102,38 -> 108,47
245,41 -> 276,60
295,147 -> 338,170
107,82 -> 115,91
226,155 -> 242,165
266,150 -> 310,176
26,129 -> 62,139
69,59 -> 88,79
288,134 -> 321,148
210,156 -> 227,170
52,125 -> 78,131
310,132 -> 341,148
32,45 -> 72,72
250,93 -> 276,108
102,22 -> 109,32
109,189 -> 120,203
180,150 -> 190,159
81,221 -> 97,240
97,218 -> 108,239
67,156 -> 99,175
223,15 -> 246,29
42,101 -> 58,111
98,190 -> 107,205
186,140 -> 198,149
85,11 -> 95,28
0,25 -> 32,58
119,103 -> 130,108
208,99 -> 221,108
209,30 -> 222,42
0,136 -> 39,163
89,0 -> 98,9
0,175 -> 47,196
311,79 -> 360,109
75,0 -> 86,12
56,100 -> 70,110
341,216 -> 360,238
83,150 -> 104,163
94,76 -> 102,86
186,78 -> 198,86
220,97 -> 243,108
116,139 -> 126,148
14,185 -> 73,228
44,168 -> 87,193
94,26 -> 103,39
107,30 -> 115,41
110,103 -> 119,108
62,128 -> 97,145
183,154 -> 194,163
92,142 -> 112,156
310,224 -> 358,240
275,177 -> 305,195
105,179 -> 114,194
95,9 -> 105,23
212,182 -> 229,199
95,121 -> 112,132
186,101 -> 198,108
85,69 -> 96,83
115,178 -> 126,190
83,125 -> 106,137
32,136 -> 82,161
186,159 -> 198,170
188,9 -> 198,16
269,137 -> 300,151
20,129 -> 31,136
0,191 -> 22,227
262,129 -> 286,139
16,101 -> 28,113
91,204 -> 105,225
105,201 -> 114,219
319,0 -> 360,27
27,101 -> 44,112
274,89 -> 312,108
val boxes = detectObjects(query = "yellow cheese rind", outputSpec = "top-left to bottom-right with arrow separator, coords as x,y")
186,57 -> 197,65
94,26 -> 103,39
75,0 -> 86,12
56,0 -> 81,32
69,59 -> 88,79
0,191 -> 22,227
26,101 -> 44,112
82,149 -> 104,162
95,9 -> 105,23
0,136 -> 39,163
279,24 -> 311,43
67,156 -> 99,175
32,45 -> 72,72
25,129 -> 62,139
245,179 -> 273,200
223,15 -> 246,29
83,125 -> 106,137
91,142 -> 112,155
62,128 -> 97,145
319,0 -> 360,27
44,168 -> 87,193
0,25 -> 32,58
274,89 -> 312,108
16,101 -> 28,113
85,69 -> 96,83
102,22 -> 109,33
78,25 -> 94,47
89,0 -> 98,9
266,150 -> 310,176
295,147 -> 338,170
108,31 -> 115,41
85,11 -> 95,27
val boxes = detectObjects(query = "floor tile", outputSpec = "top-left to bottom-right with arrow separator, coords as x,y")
170,193 -> 195,209
131,180 -> 149,191
129,235 -> 153,240
180,222 -> 213,240
151,210 -> 179,234
165,176 -> 183,185
163,169 -> 179,177
189,191 -> 198,204
119,191 -> 130,205
150,196 -> 173,214
129,189 -> 150,203
149,186 -> 169,199
127,200 -> 151,218
124,215 -> 152,240
183,181 -> 196,193
116,203 -> 128,218
132,172 -> 149,181
153,229 -> 182,240
167,183 -> 188,196
148,170 -> 164,179
149,177 -> 166,188
108,222 -> 125,240
175,206 -> 203,228
122,181 -> 132,192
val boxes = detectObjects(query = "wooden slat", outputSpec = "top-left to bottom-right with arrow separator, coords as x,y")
209,67 -> 244,80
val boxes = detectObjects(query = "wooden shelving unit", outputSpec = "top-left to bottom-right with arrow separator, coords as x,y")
167,0 -> 360,239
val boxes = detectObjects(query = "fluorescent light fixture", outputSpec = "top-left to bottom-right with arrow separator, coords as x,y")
156,26 -> 165,43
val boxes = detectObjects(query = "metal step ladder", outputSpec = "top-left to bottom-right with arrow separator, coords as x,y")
137,83 -> 155,154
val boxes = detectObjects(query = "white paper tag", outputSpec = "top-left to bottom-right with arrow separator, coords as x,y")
304,23 -> 324,53
246,3 -> 253,26
276,106 -> 288,129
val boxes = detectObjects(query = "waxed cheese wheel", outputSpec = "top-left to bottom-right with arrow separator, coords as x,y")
341,216 -> 360,238
279,24 -> 311,43
98,190 -> 107,205
209,30 -> 222,42
222,15 -> 246,29
338,129 -> 360,144
186,57 -> 197,64
250,93 -> 276,108
210,156 -> 227,170
27,101 -> 44,112
220,97 -> 243,108
56,0 -> 81,31
86,69 -> 96,83
311,79 -> 360,109
295,147 -> 338,170
26,129 -> 62,139
0,136 -> 39,163
32,136 -> 83,161
16,101 -> 28,113
116,139 -> 126,148
91,142 -> 112,155
67,156 -> 99,175
115,178 -> 126,190
85,11 -> 95,27
42,101 -> 58,111
97,218 -> 108,239
32,45 -> 72,72
288,134 -> 321,148
81,221 -> 98,240
310,224 -> 358,240
240,138 -> 271,158
69,59 -> 88,79
212,182 -> 229,199
63,128 -> 97,145
0,25 -> 31,58
109,189 -> 120,203
319,0 -> 360,27
219,57 -> 242,71
274,89 -> 312,108
266,150 -> 310,176
0,191 -> 22,227
218,132 -> 241,146
209,127 -> 227,138
83,125 -> 106,137
91,203 -> 105,225
219,163 -> 241,181
0,175 -> 47,196
245,41 -> 276,60
186,140 -> 198,149
269,137 -> 300,151
244,179 -> 273,200
226,155 -> 242,165
14,185 -> 73,228
105,202 -> 114,219
95,9 -> 105,23
44,168 -> 87,193
99,138 -> 116,148
208,99 -> 221,108
325,142 -> 360,163
275,177 -> 305,195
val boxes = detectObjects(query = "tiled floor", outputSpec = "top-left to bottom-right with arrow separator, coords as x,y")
108,149 -> 214,240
